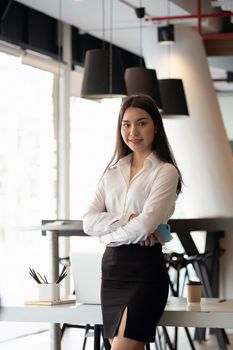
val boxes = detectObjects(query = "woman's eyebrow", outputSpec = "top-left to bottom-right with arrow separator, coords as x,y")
122,117 -> 149,122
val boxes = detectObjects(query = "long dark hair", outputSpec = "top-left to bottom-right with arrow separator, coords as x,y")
106,94 -> 182,195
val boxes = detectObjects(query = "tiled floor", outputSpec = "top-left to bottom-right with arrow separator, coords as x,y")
0,327 -> 233,349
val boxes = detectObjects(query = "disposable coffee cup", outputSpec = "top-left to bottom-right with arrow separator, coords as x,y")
38,283 -> 60,302
186,281 -> 202,303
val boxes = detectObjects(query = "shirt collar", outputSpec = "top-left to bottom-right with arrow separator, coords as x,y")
144,151 -> 162,168
111,151 -> 162,169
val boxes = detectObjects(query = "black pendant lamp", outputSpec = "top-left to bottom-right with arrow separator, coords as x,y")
159,79 -> 189,118
158,24 -> 175,44
124,5 -> 162,109
81,0 -> 127,99
81,48 -> 127,99
125,67 -> 162,110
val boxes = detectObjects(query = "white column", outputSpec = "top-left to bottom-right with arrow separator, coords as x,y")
58,22 -> 71,219
57,23 -> 71,296
143,26 -> 233,218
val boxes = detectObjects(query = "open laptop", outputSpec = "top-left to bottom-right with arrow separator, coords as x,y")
70,250 -> 103,304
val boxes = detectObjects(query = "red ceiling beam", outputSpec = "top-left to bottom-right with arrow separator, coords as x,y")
145,0 -> 233,40
145,12 -> 232,22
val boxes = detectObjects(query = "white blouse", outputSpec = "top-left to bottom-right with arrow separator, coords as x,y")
83,152 -> 179,247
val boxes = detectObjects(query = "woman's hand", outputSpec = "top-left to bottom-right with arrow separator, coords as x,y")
128,213 -> 139,221
140,231 -> 165,247
128,214 -> 165,246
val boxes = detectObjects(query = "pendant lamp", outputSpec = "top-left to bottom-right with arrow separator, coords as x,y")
159,79 -> 189,118
125,67 -> 162,110
81,0 -> 127,99
124,5 -> 162,109
158,24 -> 175,44
81,48 -> 127,99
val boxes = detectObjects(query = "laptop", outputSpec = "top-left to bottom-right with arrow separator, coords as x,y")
70,250 -> 103,304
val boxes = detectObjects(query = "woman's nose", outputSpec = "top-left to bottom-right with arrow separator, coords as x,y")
130,125 -> 139,135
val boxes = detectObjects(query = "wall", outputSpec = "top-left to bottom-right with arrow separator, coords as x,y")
143,26 -> 233,297
143,26 -> 233,218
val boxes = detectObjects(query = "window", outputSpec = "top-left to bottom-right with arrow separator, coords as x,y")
0,51 -> 56,341
69,97 -> 121,251
70,97 -> 121,219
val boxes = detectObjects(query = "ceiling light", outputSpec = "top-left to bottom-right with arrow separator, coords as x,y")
81,48 -> 127,99
158,24 -> 175,44
124,5 -> 162,108
159,79 -> 189,118
81,0 -> 127,99
125,67 -> 162,110
227,71 -> 233,82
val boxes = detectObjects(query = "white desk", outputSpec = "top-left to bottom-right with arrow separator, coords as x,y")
18,220 -> 233,350
1,298 -> 233,349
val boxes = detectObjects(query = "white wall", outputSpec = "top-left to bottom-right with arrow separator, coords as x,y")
143,26 -> 233,218
143,26 -> 233,297
217,92 -> 233,141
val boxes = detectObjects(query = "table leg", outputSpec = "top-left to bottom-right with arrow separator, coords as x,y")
48,230 -> 59,282
50,324 -> 61,350
48,230 -> 61,350
94,325 -> 101,350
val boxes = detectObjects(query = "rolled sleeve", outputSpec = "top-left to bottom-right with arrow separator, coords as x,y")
83,178 -> 133,236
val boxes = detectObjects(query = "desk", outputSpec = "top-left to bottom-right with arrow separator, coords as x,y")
20,218 -> 233,350
1,298 -> 233,348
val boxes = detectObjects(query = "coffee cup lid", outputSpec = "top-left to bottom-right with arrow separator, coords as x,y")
187,280 -> 202,285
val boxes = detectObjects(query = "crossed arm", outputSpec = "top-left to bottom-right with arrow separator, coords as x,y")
83,164 -> 179,247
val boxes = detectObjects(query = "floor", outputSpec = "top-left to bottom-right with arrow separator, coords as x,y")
0,327 -> 233,350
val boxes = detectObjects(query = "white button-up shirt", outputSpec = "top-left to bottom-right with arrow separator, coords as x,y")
83,152 -> 179,246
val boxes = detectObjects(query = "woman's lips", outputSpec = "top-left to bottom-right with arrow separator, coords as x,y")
129,139 -> 142,144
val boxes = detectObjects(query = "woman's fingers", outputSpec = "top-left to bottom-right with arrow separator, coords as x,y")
153,231 -> 165,245
144,235 -> 156,247
129,213 -> 139,221
140,232 -> 165,247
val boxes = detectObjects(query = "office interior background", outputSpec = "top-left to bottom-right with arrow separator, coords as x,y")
0,0 -> 233,348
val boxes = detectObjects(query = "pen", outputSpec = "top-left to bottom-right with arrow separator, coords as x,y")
218,299 -> 226,303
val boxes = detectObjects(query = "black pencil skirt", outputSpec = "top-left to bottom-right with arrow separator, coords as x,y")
101,244 -> 169,342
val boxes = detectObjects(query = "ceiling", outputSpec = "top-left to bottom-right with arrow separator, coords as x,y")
15,0 -> 233,90
15,0 -> 190,55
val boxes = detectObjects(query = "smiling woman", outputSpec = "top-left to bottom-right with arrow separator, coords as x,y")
83,94 -> 183,350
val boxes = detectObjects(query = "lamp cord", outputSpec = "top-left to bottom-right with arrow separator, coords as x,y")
167,0 -> 171,77
102,0 -> 105,48
139,0 -> 143,67
109,0 -> 113,95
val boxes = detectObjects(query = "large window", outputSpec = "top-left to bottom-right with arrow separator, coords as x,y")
70,97 -> 121,219
0,51 -> 57,342
69,97 -> 121,251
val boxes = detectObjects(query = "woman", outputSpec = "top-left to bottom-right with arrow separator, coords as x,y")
83,94 -> 182,350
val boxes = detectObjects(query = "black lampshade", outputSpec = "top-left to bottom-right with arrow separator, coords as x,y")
159,79 -> 189,118
81,48 -> 127,99
158,24 -> 175,44
227,71 -> 233,82
124,67 -> 163,110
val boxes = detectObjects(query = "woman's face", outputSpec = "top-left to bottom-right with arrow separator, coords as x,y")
121,107 -> 156,155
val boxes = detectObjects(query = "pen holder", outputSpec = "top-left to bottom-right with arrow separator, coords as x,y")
38,283 -> 60,302
186,281 -> 202,303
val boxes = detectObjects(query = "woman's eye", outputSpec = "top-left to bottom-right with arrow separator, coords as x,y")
138,121 -> 146,126
122,123 -> 130,128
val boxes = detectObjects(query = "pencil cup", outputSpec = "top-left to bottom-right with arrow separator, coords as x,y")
186,281 -> 202,303
38,283 -> 60,302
